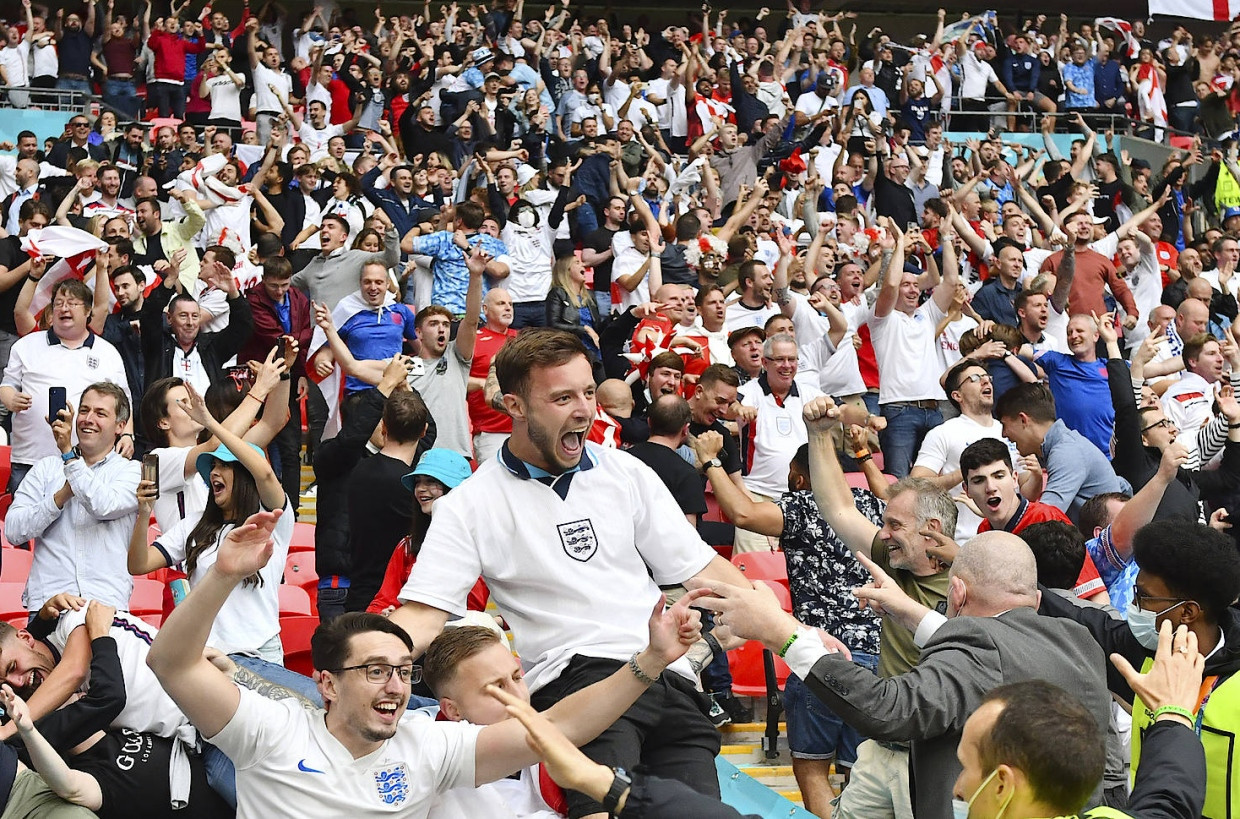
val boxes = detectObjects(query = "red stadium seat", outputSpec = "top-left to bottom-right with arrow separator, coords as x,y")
844,472 -> 899,490
139,613 -> 163,629
290,522 -> 316,553
0,549 -> 32,584
0,446 -> 11,494
278,584 -> 312,617
281,615 -> 319,676
0,494 -> 12,524
0,582 -> 27,624
285,552 -> 318,589
731,551 -> 789,594
128,578 -> 165,616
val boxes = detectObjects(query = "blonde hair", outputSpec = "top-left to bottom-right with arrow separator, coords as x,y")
552,255 -> 594,308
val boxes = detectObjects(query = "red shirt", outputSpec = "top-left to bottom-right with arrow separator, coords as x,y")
467,325 -> 517,434
977,499 -> 1106,599
367,542 -> 489,614
147,29 -> 206,82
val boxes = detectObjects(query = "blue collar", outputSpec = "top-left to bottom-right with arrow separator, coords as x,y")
45,328 -> 95,348
499,441 -> 596,500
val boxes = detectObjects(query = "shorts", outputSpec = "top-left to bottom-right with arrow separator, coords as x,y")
785,651 -> 879,766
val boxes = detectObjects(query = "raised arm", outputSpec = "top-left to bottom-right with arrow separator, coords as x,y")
453,244 -> 486,362
181,384 -> 286,510
805,396 -> 881,556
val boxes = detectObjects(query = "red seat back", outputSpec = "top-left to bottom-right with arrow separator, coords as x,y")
281,615 -> 320,676
731,551 -> 789,594
278,584 -> 312,617
290,522 -> 316,553
0,549 -> 33,584
727,640 -> 790,697
128,578 -> 165,615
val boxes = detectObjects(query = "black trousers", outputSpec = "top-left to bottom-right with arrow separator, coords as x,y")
530,654 -> 721,819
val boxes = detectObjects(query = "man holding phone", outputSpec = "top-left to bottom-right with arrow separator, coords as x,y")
0,279 -> 131,491
6,382 -> 141,614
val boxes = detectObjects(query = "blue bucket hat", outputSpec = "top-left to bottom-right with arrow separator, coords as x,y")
401,449 -> 473,492
196,442 -> 268,487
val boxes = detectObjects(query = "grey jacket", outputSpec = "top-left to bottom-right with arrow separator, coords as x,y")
292,225 -> 400,310
804,607 -> 1111,819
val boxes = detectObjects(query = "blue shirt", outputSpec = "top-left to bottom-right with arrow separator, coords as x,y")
901,97 -> 933,143
1035,352 -> 1115,456
338,303 -> 420,393
1062,59 -> 1097,108
971,277 -> 1021,326
407,230 -> 508,315
1039,419 -> 1130,521
1085,523 -> 1137,613
843,84 -> 890,117
1094,59 -> 1125,103
274,295 -> 292,334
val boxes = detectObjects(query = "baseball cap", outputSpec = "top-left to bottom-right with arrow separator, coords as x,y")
196,443 -> 268,487
728,326 -> 765,347
484,71 -> 503,82
401,449 -> 474,492
1224,206 -> 1240,220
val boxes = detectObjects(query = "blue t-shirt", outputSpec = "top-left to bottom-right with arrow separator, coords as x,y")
1035,351 -> 1115,456
338,303 -> 419,393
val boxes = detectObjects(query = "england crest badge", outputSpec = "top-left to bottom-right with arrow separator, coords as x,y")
373,763 -> 409,806
558,518 -> 598,562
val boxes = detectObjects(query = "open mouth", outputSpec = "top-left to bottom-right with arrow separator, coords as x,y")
373,702 -> 400,721
986,496 -> 1002,510
560,430 -> 585,459
29,670 -> 43,691
211,478 -> 226,495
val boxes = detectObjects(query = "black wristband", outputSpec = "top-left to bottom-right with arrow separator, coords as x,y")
279,372 -> 292,381
602,767 -> 632,816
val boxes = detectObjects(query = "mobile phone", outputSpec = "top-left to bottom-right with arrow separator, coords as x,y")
48,387 -> 67,423
907,222 -> 919,234
142,454 -> 160,497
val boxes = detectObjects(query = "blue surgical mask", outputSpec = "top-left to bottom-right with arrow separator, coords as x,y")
1126,599 -> 1186,650
952,768 -> 1012,819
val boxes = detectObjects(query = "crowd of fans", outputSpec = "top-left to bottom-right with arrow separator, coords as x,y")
0,1 -> 1237,818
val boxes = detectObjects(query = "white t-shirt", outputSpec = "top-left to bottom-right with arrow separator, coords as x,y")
151,446 -> 210,534
869,300 -> 950,404
204,74 -> 244,122
612,243 -> 652,312
50,608 -> 191,740
153,496 -> 294,655
646,77 -> 687,136
936,315 -> 979,374
724,300 -> 780,334
430,762 -> 560,818
914,415 -> 1020,541
795,91 -> 839,122
738,377 -> 826,498
398,445 -> 717,692
209,690 -> 481,819
298,121 -> 345,161
253,64 -> 292,115
959,50 -> 998,100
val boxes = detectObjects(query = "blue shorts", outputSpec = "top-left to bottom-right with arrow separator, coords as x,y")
784,651 -> 879,766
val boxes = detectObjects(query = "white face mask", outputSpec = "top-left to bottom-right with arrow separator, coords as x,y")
952,768 -> 1012,819
517,209 -> 536,228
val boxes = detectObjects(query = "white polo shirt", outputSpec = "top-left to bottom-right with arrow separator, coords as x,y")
209,690 -> 480,819
868,300 -> 949,404
724,300 -> 780,334
737,374 -> 825,498
399,444 -> 717,692
1,329 -> 130,466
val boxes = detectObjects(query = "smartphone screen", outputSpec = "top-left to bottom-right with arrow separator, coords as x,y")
142,454 -> 160,498
48,387 -> 67,423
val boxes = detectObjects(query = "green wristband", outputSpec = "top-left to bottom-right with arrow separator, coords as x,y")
777,631 -> 799,658
1152,705 -> 1195,725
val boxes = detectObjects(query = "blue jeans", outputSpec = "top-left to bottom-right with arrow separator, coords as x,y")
879,403 -> 943,479
316,586 -> 348,624
7,463 -> 31,493
104,78 -> 140,119
511,299 -> 548,330
785,651 -> 879,766
593,289 -> 612,316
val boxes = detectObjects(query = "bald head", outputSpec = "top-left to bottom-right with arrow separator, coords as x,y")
950,531 -> 1040,615
1175,297 -> 1209,338
597,379 -> 634,418
1148,304 -> 1175,331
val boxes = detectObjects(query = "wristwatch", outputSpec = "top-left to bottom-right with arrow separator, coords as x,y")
61,449 -> 79,463
602,766 -> 632,817
703,457 -> 723,471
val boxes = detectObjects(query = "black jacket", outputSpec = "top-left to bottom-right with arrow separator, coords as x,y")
312,387 -> 435,581
1106,358 -> 1240,521
546,286 -> 599,342
140,285 -> 254,396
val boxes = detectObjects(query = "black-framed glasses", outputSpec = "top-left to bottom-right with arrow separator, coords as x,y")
331,663 -> 420,685
1132,590 -> 1187,610
1140,418 -> 1174,433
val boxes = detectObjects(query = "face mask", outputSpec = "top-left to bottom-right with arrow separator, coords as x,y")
952,768 -> 1012,819
1126,599 -> 1186,650
517,209 -> 536,228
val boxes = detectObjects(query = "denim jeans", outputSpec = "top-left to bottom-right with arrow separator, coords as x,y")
103,78 -> 140,119
593,289 -> 612,316
785,650 -> 878,764
511,299 -> 548,330
316,586 -> 348,624
879,403 -> 943,479
576,200 -> 600,236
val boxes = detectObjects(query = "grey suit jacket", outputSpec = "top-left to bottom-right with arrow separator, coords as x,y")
804,607 -> 1110,819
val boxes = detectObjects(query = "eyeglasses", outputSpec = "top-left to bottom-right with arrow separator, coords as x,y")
1132,590 -> 1188,611
331,662 -> 420,685
961,373 -> 992,384
1140,418 -> 1174,433
52,299 -> 86,310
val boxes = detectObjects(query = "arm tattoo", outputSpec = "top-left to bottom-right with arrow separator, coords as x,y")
232,667 -> 318,710
774,286 -> 792,307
